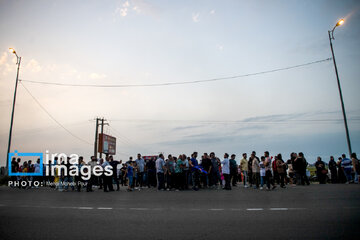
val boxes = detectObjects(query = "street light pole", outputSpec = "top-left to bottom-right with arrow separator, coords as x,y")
328,19 -> 352,157
6,48 -> 21,173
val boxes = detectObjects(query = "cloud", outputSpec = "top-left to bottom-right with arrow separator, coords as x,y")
115,1 -> 130,17
114,0 -> 144,18
217,45 -> 224,51
89,73 -> 107,79
192,13 -> 200,23
210,9 -> 215,14
0,52 -> 8,66
26,59 -> 42,73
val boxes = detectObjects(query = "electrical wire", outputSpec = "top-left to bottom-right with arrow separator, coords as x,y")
20,82 -> 92,145
19,58 -> 332,88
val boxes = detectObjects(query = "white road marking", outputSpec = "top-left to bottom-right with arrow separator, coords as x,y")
269,208 -> 288,211
246,208 -> 263,211
130,208 -> 149,210
209,208 -> 224,211
97,207 -> 113,210
77,207 -> 93,210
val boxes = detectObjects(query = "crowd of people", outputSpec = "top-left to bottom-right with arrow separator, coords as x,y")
10,151 -> 360,191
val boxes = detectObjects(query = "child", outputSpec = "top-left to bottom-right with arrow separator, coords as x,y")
126,161 -> 134,191
260,156 -> 266,190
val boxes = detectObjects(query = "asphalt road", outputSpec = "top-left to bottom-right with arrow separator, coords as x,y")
0,184 -> 359,240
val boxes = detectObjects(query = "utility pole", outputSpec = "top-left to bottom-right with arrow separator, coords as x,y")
94,118 -> 99,160
328,19 -> 352,157
100,118 -> 104,159
6,48 -> 21,174
94,117 -> 109,160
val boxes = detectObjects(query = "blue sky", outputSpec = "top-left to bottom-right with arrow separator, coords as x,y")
0,0 -> 360,165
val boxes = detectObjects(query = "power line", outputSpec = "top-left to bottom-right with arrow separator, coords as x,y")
108,118 -> 360,124
20,82 -> 92,145
19,58 -> 332,88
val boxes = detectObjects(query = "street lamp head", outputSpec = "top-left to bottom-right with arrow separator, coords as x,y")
336,19 -> 345,27
9,48 -> 16,54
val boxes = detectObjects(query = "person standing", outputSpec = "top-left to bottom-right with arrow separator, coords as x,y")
240,153 -> 248,188
201,153 -> 212,188
230,154 -> 238,187
175,155 -> 185,190
135,154 -> 145,188
102,157 -> 113,192
287,153 -> 296,185
315,156 -> 327,184
146,157 -> 156,188
264,152 -> 276,190
221,153 -> 231,190
351,153 -> 359,184
189,152 -> 200,191
209,152 -> 219,188
156,154 -> 166,190
87,156 -> 98,192
276,154 -> 286,188
126,161 -> 134,191
259,156 -> 266,189
183,155 -> 190,189
328,156 -> 337,184
251,153 -> 260,189
109,156 -> 122,191
341,154 -> 353,183
165,155 -> 175,190
248,154 -> 254,187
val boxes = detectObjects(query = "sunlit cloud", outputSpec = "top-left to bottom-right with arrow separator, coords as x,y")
26,59 -> 42,73
89,73 -> 107,79
0,52 -> 8,66
192,13 -> 200,23
210,9 -> 215,14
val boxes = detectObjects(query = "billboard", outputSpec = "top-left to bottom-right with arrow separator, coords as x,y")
98,133 -> 116,155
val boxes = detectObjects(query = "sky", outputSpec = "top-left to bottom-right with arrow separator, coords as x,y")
0,0 -> 360,166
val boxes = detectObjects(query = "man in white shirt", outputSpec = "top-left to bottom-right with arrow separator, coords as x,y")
221,153 -> 231,190
156,154 -> 166,190
135,153 -> 145,188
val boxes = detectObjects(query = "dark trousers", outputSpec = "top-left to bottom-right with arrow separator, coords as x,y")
157,172 -> 165,190
192,171 -> 200,189
112,175 -> 120,190
166,172 -> 174,189
147,170 -> 156,187
230,169 -> 237,186
183,170 -> 189,189
295,172 -> 310,185
317,172 -> 326,184
137,172 -> 144,187
248,170 -> 253,186
86,175 -> 94,192
265,170 -> 274,189
279,172 -> 285,187
273,171 -> 280,184
176,172 -> 184,190
252,172 -> 260,188
103,175 -> 113,192
201,173 -> 209,187
98,176 -> 103,189
224,173 -> 231,190
330,170 -> 337,183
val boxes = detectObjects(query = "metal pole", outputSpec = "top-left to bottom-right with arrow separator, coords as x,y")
6,56 -> 21,174
328,31 -> 352,157
94,118 -> 99,160
99,118 -> 104,159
